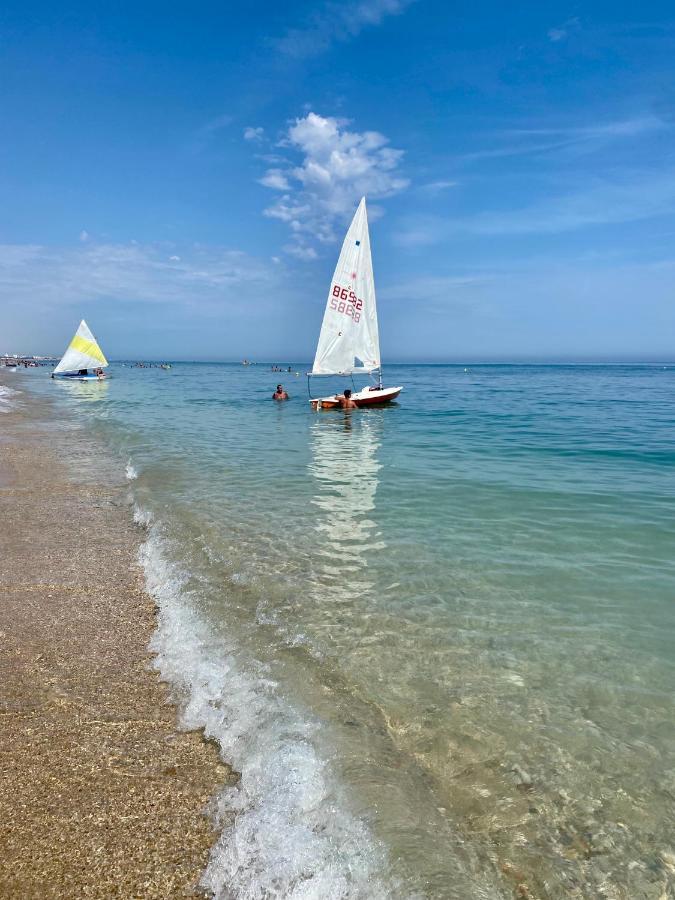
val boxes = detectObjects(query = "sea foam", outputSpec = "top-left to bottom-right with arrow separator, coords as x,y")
138,511 -> 393,900
0,384 -> 19,412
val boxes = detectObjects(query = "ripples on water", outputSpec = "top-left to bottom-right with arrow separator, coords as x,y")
24,364 -> 675,898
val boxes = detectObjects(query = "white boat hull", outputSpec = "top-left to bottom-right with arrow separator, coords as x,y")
53,373 -> 110,381
310,385 -> 402,409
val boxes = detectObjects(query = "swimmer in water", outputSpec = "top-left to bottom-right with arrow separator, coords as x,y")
338,388 -> 358,409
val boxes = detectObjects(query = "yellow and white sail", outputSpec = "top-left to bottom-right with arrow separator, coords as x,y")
53,320 -> 108,374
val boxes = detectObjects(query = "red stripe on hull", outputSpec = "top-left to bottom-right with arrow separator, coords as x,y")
310,387 -> 402,409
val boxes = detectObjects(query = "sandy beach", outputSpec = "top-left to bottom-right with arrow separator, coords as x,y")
0,380 -> 231,898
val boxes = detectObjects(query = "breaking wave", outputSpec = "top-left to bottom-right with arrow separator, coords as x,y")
137,507 -> 394,900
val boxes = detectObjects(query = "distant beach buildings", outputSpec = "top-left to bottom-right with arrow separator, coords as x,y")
1,355 -> 56,367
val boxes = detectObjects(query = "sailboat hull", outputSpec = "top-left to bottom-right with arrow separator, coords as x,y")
53,373 -> 110,381
310,385 -> 402,409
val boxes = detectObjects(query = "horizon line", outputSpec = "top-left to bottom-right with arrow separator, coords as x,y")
5,356 -> 675,367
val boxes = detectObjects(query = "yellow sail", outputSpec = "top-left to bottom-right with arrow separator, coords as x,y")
54,320 -> 108,374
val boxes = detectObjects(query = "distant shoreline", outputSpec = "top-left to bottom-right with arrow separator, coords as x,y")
5,358 -> 674,367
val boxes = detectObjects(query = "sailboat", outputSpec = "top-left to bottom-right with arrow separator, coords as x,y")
308,197 -> 402,409
52,320 -> 109,381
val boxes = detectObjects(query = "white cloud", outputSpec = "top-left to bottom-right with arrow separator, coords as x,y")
79,230 -> 89,242
457,115 -> 668,164
276,0 -> 416,58
259,111 -> 408,257
259,168 -> 291,190
378,256 -> 675,359
503,116 -> 666,141
383,273 -> 493,304
395,167 -> 675,242
0,241 -> 280,312
420,180 -> 458,194
199,113 -> 233,134
547,17 -> 579,42
463,168 -> 675,235
283,242 -> 318,261
244,126 -> 265,141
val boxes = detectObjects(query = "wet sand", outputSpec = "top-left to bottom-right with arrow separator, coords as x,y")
0,384 -> 231,897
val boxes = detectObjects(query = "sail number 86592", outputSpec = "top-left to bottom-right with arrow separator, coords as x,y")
330,284 -> 362,323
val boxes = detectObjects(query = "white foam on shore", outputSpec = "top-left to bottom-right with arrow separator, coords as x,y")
0,384 -> 19,412
125,460 -> 139,480
137,508 -> 394,900
133,505 -> 153,528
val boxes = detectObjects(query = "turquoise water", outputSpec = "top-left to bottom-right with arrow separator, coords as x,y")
15,364 -> 675,898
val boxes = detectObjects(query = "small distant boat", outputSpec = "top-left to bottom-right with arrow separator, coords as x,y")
52,320 -> 109,381
308,197 -> 402,409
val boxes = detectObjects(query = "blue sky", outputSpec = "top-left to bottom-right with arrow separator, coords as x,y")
2,1 -> 675,360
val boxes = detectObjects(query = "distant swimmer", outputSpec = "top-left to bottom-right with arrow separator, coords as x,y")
273,384 -> 289,400
338,389 -> 358,409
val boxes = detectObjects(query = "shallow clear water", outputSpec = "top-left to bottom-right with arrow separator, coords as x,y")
17,363 -> 675,898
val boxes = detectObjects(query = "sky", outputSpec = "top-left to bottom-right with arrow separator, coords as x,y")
2,0 -> 675,361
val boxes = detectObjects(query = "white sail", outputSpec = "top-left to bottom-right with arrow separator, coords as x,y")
53,320 -> 108,374
311,197 -> 381,376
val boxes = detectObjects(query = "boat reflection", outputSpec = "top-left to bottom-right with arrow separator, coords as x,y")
307,412 -> 385,611
52,377 -> 110,403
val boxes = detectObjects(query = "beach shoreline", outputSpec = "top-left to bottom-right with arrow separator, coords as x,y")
0,377 -> 230,898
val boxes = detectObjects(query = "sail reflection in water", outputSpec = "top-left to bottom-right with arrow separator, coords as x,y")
54,378 -> 110,404
307,413 -> 385,628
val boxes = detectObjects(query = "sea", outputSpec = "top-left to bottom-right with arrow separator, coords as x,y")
8,363 -> 675,899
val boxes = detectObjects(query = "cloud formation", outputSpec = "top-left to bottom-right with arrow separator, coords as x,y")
457,115 -> 668,165
276,0 -> 416,58
420,179 -> 458,194
0,241 -> 281,313
379,255 -> 675,359
244,126 -> 265,141
462,167 -> 675,236
259,112 -> 408,257
259,168 -> 291,190
547,27 -> 567,42
547,17 -> 579,42
395,166 -> 675,244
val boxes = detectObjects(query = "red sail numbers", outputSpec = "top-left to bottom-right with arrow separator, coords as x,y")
330,284 -> 363,323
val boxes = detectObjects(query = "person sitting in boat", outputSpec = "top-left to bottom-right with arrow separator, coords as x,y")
273,384 -> 289,400
94,368 -> 105,378
339,389 -> 358,409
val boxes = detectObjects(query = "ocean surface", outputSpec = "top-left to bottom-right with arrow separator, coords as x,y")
10,363 -> 675,899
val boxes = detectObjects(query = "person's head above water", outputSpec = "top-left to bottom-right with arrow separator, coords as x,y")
344,389 -> 352,398
276,384 -> 283,392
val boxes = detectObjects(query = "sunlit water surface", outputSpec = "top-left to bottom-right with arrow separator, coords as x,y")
17,363 -> 675,899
